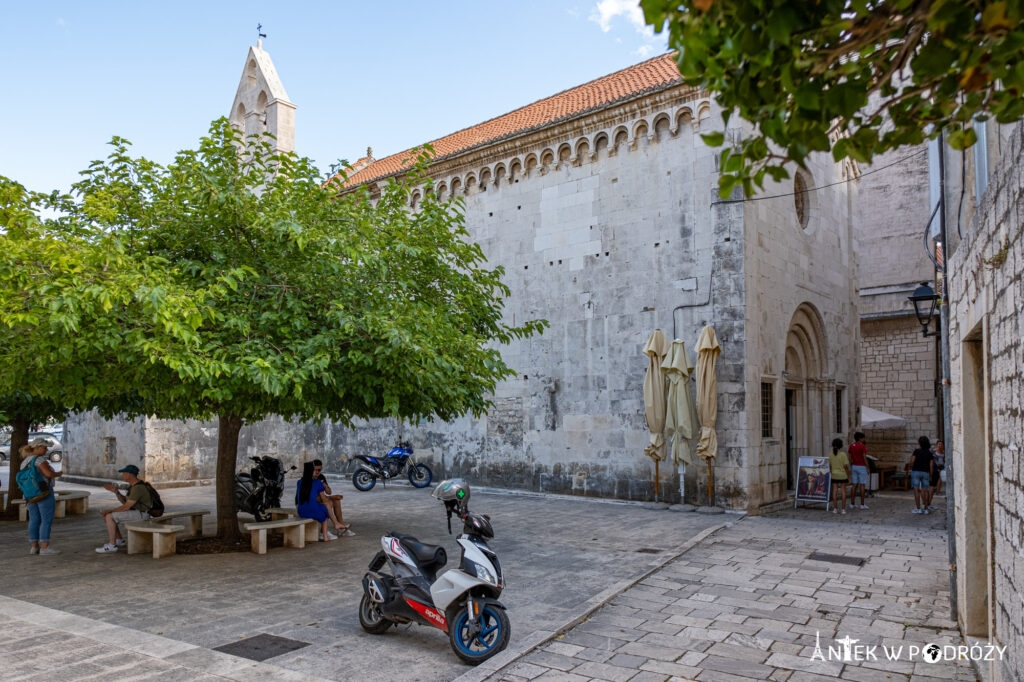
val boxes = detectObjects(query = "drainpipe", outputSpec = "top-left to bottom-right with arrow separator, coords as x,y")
937,134 -> 957,617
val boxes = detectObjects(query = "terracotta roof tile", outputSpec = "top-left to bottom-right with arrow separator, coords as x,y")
341,52 -> 683,186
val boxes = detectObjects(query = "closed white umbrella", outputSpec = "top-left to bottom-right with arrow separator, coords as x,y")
642,329 -> 669,498
695,326 -> 721,504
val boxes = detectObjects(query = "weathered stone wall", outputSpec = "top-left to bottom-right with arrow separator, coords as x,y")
65,84 -> 859,513
948,118 -> 1024,681
858,316 -> 939,467
744,153 -> 860,509
64,413 -> 145,480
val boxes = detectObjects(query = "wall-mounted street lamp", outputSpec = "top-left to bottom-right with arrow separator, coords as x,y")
909,281 -> 941,337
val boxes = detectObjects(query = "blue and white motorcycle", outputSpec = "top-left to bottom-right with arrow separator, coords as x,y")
352,440 -> 432,491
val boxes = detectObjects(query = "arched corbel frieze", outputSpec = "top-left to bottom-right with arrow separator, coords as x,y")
574,138 -> 591,166
509,159 -> 522,183
493,163 -> 507,187
593,132 -> 610,161
524,153 -> 538,177
652,113 -> 672,142
611,126 -> 629,156
556,143 -> 572,169
631,120 -> 650,150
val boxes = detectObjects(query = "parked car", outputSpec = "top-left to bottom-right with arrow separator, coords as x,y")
0,432 -> 64,469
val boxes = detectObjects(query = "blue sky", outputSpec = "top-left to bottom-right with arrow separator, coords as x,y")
1,1 -> 668,195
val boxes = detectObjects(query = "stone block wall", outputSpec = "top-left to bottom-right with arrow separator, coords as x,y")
948,118 -> 1023,682
859,316 -> 939,467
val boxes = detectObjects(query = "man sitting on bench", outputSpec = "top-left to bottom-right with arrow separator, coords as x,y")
96,464 -> 154,553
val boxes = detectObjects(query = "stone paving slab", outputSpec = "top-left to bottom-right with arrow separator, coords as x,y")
474,493 -> 982,682
0,481 -> 723,681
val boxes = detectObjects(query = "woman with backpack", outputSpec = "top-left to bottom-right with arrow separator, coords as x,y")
20,438 -> 64,555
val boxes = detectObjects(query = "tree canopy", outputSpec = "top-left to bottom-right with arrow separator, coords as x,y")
642,0 -> 1024,196
0,120 -> 546,536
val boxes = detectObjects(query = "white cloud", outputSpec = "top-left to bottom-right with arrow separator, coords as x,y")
633,45 -> 654,58
589,0 -> 654,39
56,17 -> 65,27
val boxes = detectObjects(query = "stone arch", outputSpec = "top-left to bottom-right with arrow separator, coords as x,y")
593,132 -> 610,160
697,102 -> 712,128
493,163 -> 507,186
652,113 -> 672,141
611,126 -> 629,154
632,119 -> 650,140
675,107 -> 694,131
509,159 -> 522,183
450,177 -> 462,196
246,59 -> 258,88
574,138 -> 591,165
410,190 -> 421,209
256,90 -> 268,110
435,181 -> 447,200
463,174 -> 476,195
478,168 -> 491,191
782,302 -> 830,489
556,143 -> 572,167
524,153 -> 538,176
539,148 -> 555,174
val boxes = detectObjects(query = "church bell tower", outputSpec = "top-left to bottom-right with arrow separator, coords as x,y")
228,39 -> 296,153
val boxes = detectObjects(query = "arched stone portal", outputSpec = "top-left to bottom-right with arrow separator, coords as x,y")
783,304 -> 828,490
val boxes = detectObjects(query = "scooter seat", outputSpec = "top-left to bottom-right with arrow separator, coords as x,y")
393,533 -> 447,572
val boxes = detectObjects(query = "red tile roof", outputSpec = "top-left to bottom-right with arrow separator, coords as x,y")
341,52 -> 683,187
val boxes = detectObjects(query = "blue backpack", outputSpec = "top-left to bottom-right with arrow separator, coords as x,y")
16,457 -> 50,503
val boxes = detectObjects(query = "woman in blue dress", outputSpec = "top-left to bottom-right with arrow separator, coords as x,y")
296,462 -> 333,542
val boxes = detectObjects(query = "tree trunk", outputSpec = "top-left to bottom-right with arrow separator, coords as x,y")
216,414 -> 244,541
4,418 -> 30,518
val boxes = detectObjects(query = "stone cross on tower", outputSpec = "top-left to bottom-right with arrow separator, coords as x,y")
228,40 -> 296,153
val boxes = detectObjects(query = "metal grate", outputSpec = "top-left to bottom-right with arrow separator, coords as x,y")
213,633 -> 310,662
761,382 -> 774,438
807,551 -> 864,567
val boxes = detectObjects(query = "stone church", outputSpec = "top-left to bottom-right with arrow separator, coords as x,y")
69,42 -> 860,513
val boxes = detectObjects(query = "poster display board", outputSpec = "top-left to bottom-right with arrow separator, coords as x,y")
795,456 -> 831,508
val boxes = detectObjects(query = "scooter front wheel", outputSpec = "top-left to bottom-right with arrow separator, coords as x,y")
353,470 -> 377,491
448,603 -> 510,665
358,593 -> 392,634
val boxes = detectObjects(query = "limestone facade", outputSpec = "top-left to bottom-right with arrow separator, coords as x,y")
948,118 -> 1024,682
67,50 -> 859,513
854,143 -> 940,463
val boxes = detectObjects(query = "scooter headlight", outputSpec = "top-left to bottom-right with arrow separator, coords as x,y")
469,560 -> 497,586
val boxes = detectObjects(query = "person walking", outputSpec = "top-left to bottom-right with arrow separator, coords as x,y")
910,436 -> 935,514
848,432 -> 869,510
828,438 -> 851,515
931,440 -> 945,497
21,438 -> 63,555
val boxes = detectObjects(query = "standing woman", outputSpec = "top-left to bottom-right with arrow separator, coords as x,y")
828,438 -> 851,515
295,461 -> 332,542
21,438 -> 63,555
910,436 -> 935,514
931,440 -> 945,497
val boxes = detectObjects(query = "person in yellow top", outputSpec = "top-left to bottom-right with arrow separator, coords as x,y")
828,438 -> 852,515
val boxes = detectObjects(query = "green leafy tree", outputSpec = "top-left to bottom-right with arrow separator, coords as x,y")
0,177 -> 209,514
34,120 -> 544,541
642,0 -> 1024,196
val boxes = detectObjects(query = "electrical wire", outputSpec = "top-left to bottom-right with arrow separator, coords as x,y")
710,147 -> 929,205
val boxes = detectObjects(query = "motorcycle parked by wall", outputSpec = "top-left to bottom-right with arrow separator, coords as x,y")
235,455 -> 294,522
359,478 -> 509,664
352,440 -> 432,491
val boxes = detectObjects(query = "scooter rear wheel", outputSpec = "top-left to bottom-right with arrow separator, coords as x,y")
358,593 -> 392,634
448,603 -> 510,665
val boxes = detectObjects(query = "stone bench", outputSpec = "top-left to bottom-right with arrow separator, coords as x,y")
56,490 -> 90,515
125,521 -> 185,559
152,510 -> 210,537
13,495 -> 65,521
243,518 -> 318,555
266,507 -> 298,521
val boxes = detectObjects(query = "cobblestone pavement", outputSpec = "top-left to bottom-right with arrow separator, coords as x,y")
0,480 -> 723,681
470,491 -> 977,682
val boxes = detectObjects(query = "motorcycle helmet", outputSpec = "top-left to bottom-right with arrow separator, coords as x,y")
432,478 -> 470,511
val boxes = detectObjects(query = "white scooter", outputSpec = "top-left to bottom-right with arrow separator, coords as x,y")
358,478 -> 510,665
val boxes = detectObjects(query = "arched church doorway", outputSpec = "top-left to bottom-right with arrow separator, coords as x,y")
783,304 -> 827,489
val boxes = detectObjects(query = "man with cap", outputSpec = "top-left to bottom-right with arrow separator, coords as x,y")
96,464 -> 154,553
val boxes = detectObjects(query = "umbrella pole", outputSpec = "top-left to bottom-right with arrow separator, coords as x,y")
678,464 -> 686,503
706,459 -> 713,505
654,459 -> 660,501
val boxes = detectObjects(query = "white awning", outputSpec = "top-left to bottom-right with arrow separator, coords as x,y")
859,406 -> 908,429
